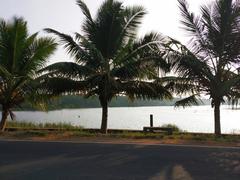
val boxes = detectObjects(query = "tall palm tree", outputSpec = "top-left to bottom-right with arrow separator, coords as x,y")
0,17 -> 57,131
42,0 -> 172,134
166,0 -> 240,135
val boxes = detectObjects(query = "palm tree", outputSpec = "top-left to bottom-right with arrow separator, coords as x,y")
42,0 -> 172,134
166,0 -> 240,135
0,17 -> 57,131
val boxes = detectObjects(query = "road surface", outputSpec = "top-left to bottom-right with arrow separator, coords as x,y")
0,140 -> 239,180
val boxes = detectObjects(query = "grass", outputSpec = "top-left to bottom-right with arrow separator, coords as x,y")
6,121 -> 83,130
1,122 -> 239,145
3,130 -> 239,144
164,132 -> 240,143
109,131 -> 165,139
52,130 -> 240,142
14,130 -> 48,137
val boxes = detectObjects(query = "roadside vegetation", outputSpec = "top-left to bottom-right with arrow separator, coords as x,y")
160,124 -> 183,133
6,121 -> 83,130
2,121 -> 239,144
1,124 -> 239,145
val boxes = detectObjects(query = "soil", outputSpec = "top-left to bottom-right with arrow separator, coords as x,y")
1,131 -> 239,148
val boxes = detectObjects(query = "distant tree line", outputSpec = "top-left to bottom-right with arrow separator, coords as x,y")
15,95 -> 211,110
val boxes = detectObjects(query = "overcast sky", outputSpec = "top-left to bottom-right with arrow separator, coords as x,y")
0,0 -> 214,64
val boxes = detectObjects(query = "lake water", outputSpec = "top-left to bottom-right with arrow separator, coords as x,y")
11,105 -> 240,134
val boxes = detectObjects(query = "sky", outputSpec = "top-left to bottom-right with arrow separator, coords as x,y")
0,0 -> 214,64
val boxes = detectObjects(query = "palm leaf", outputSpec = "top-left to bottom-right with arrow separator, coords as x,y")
39,62 -> 93,79
0,17 -> 57,114
175,94 -> 202,108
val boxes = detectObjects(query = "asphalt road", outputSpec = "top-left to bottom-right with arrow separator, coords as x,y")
0,140 -> 239,180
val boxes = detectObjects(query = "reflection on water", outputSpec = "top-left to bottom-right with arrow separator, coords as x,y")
11,105 -> 240,134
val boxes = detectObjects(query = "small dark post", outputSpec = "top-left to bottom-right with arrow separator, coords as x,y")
150,114 -> 153,127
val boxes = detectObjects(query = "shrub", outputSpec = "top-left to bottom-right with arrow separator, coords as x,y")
160,124 -> 182,132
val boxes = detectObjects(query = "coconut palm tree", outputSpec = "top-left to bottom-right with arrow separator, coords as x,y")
166,0 -> 240,135
42,0 -> 172,134
0,17 -> 57,131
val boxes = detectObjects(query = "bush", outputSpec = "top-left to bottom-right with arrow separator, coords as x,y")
160,124 -> 182,132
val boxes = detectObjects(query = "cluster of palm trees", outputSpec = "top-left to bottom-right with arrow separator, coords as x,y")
1,0 -> 240,135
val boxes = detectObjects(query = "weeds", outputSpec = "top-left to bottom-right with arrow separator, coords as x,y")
2,122 -> 239,144
6,121 -> 83,130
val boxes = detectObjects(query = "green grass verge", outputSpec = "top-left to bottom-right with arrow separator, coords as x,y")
2,122 -> 239,143
3,130 -> 238,143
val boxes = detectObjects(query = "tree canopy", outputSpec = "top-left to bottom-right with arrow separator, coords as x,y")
42,0 -> 172,133
166,0 -> 240,135
0,17 -> 57,131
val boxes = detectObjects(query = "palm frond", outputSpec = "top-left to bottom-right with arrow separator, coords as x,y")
40,77 -> 88,95
39,62 -> 93,79
121,6 -> 146,39
0,17 -> 56,112
156,76 -> 198,95
74,32 -> 104,66
178,0 -> 204,37
44,28 -> 75,51
175,94 -> 202,108
122,81 -> 172,101
22,37 -> 57,76
76,0 -> 93,23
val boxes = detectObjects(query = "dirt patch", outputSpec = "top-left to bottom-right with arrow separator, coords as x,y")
1,131 -> 240,148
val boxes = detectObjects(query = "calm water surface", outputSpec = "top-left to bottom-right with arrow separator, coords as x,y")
13,105 -> 240,134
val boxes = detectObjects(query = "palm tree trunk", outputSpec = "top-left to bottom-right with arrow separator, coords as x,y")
214,100 -> 221,135
100,100 -> 108,134
0,107 -> 9,132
